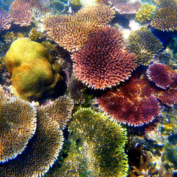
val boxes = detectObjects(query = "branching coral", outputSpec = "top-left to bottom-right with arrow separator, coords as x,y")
41,96 -> 74,130
44,4 -> 115,52
58,108 -> 128,177
72,26 -> 137,89
154,0 -> 177,8
150,7 -> 177,32
0,9 -> 12,32
135,4 -> 156,24
109,0 -> 142,14
3,38 -> 62,101
127,27 -> 163,66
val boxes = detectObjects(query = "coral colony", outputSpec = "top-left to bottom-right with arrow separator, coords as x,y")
0,0 -> 177,176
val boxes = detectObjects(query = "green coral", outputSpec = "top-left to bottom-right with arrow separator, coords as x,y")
56,108 -> 128,177
3,38 -> 62,101
127,27 -> 163,66
135,4 -> 156,24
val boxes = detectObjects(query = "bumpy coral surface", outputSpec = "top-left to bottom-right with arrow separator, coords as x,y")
72,26 -> 137,89
0,86 -> 36,163
128,27 -> 163,66
44,4 -> 115,52
135,4 -> 156,24
3,38 -> 62,101
59,108 -> 128,177
150,7 -> 177,32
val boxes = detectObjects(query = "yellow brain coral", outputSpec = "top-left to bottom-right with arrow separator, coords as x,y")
135,4 -> 156,24
3,38 -> 62,101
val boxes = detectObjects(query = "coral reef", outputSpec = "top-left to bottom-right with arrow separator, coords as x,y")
154,0 -> 177,8
58,108 -> 128,177
41,95 -> 74,130
0,86 -> 37,163
44,4 -> 115,52
147,62 -> 176,89
0,9 -> 12,31
150,7 -> 177,32
3,38 -> 62,101
72,26 -> 136,89
128,27 -> 163,66
135,4 -> 156,24
109,0 -> 142,14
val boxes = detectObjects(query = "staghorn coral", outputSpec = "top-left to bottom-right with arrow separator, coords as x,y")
109,0 -> 142,14
3,38 -> 62,101
2,31 -> 17,44
147,62 -> 176,89
150,7 -> 177,32
72,26 -> 137,89
0,9 -> 12,32
135,4 -> 156,24
0,87 -> 37,163
44,4 -> 115,52
0,106 -> 64,177
58,108 -> 128,177
68,75 -> 85,104
128,27 -> 163,66
97,77 -> 160,126
9,0 -> 33,26
41,96 -> 74,130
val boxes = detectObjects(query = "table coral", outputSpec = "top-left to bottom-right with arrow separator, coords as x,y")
72,26 -> 137,89
135,4 -> 156,24
150,7 -> 177,32
58,108 -> 128,177
127,27 -> 163,66
0,9 -> 12,32
3,38 -> 62,101
44,4 -> 115,52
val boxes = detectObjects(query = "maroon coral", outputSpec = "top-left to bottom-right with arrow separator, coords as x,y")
97,77 -> 159,126
72,26 -> 137,89
0,9 -> 12,31
147,62 -> 175,89
10,0 -> 33,26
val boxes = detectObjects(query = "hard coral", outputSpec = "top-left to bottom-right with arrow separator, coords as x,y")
97,77 -> 160,126
3,38 -> 62,101
128,27 -> 163,66
150,7 -> 177,32
63,108 -> 128,177
44,4 -> 115,52
72,26 -> 136,89
0,9 -> 12,32
0,86 -> 37,163
135,4 -> 156,24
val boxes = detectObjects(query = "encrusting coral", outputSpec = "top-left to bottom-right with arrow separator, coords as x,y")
3,38 -> 62,101
57,108 -> 128,177
72,26 -> 137,89
127,27 -> 163,66
44,4 -> 115,52
0,86 -> 37,163
135,4 -> 156,24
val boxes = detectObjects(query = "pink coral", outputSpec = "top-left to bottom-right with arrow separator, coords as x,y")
0,9 -> 12,31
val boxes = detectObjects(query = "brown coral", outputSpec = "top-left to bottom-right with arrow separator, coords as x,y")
72,26 -> 137,89
0,87 -> 37,163
41,96 -> 74,130
9,0 -> 33,26
44,4 -> 115,52
127,27 -> 163,66
150,7 -> 177,32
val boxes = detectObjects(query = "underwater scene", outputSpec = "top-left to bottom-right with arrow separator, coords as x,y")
1,0 -> 177,176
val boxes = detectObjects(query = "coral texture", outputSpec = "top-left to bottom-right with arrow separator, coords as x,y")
72,26 -> 137,89
44,4 -> 115,52
59,108 -> 128,177
0,86 -> 37,163
128,27 -> 163,66
3,38 -> 62,101
150,7 -> 177,32
147,62 -> 175,89
135,4 -> 156,24
0,9 -> 12,31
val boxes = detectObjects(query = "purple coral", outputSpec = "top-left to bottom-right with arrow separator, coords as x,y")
0,9 -> 12,31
